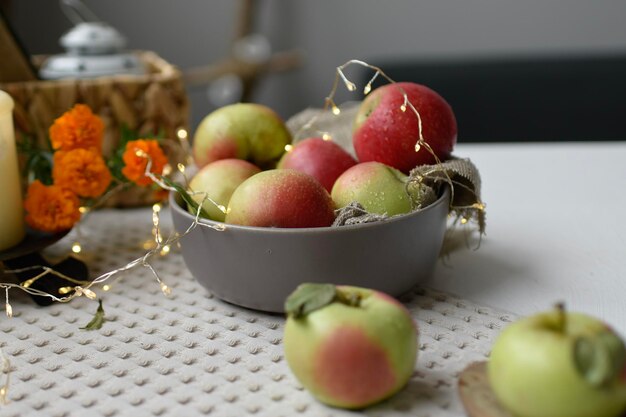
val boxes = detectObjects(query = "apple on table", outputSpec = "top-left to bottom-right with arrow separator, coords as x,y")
283,283 -> 417,409
484,304 -> 626,417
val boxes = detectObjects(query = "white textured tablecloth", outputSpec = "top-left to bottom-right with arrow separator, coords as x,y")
0,208 -> 513,417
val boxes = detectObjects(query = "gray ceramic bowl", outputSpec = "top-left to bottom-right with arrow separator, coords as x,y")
169,187 -> 450,313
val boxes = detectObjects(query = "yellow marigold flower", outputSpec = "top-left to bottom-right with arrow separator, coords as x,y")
53,148 -> 112,198
49,104 -> 104,152
121,139 -> 168,186
24,180 -> 81,233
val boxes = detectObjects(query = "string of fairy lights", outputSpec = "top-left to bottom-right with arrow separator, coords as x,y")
0,59 -> 485,404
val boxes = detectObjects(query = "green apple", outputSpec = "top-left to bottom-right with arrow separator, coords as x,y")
284,283 -> 417,409
188,158 -> 260,222
192,103 -> 292,169
488,305 -> 626,417
331,161 -> 412,216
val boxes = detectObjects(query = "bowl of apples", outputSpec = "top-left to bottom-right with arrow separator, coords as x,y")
170,82 -> 459,313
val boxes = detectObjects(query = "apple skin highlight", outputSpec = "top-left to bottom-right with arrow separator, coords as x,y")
353,82 -> 457,173
488,311 -> 626,417
284,286 -> 417,409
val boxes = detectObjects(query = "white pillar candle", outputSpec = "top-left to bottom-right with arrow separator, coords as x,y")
0,90 -> 25,251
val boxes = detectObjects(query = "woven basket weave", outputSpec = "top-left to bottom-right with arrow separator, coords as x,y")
0,51 -> 190,207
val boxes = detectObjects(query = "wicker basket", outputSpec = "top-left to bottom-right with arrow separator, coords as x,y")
0,51 -> 190,207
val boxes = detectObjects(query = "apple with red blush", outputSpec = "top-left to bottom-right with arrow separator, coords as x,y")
278,137 -> 357,192
331,161 -> 414,216
188,158 -> 261,222
283,283 -> 417,409
192,103 -> 292,169
225,169 -> 335,228
353,82 -> 457,173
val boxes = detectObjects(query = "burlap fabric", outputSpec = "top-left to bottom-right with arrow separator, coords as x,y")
286,104 -> 486,234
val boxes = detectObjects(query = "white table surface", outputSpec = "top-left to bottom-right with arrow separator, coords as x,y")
426,141 -> 626,337
2,140 -> 625,417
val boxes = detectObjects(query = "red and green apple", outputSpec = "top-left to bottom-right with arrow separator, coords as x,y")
283,283 -> 417,409
192,103 -> 292,169
331,161 -> 413,216
188,158 -> 261,222
277,137 -> 357,193
225,169 -> 335,228
353,82 -> 457,173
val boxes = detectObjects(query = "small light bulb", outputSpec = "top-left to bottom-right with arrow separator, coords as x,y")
322,133 -> 332,141
135,149 -> 147,158
152,212 -> 160,227
363,84 -> 372,95
79,206 -> 89,214
102,285 -> 111,292
345,81 -> 357,91
72,243 -> 82,254
21,278 -> 35,288
162,164 -> 172,176
5,303 -> 12,318
415,143 -> 421,153
160,245 -> 171,256
284,144 -> 293,152
160,282 -> 172,296
460,217 -> 468,225
177,128 -> 188,140
152,203 -> 162,213
177,163 -> 186,173
332,105 -> 341,115
59,286 -> 73,295
400,104 -> 407,112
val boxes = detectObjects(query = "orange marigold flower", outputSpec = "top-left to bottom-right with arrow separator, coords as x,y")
121,139 -> 168,186
49,104 -> 104,152
53,148 -> 112,198
24,180 -> 81,233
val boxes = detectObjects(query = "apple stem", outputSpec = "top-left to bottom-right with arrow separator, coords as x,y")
335,289 -> 362,308
555,302 -> 567,333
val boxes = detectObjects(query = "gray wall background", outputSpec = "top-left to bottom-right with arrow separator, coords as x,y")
6,0 -> 626,128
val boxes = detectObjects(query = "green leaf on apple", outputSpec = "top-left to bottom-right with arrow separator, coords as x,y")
285,283 -> 337,318
574,331 -> 626,387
